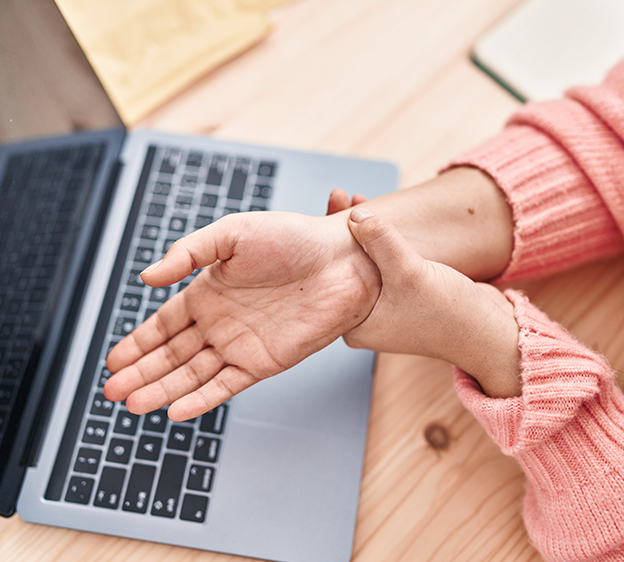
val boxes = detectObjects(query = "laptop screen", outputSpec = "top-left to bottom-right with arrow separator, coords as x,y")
0,0 -> 122,144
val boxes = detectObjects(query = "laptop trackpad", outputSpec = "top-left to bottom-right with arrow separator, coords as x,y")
205,339 -> 374,561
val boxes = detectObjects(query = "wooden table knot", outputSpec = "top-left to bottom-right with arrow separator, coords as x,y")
424,422 -> 450,450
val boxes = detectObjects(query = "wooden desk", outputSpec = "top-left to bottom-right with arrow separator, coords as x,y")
3,0 -> 623,560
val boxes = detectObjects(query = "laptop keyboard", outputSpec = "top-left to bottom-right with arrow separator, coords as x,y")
0,144 -> 103,445
46,145 -> 276,524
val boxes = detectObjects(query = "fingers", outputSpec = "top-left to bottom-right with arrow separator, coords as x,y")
351,194 -> 368,206
104,322 -> 208,401
167,365 -> 261,421
123,347 -> 226,416
348,208 -> 423,275
326,189 -> 350,215
326,189 -> 368,215
106,291 -> 193,372
140,215 -> 240,287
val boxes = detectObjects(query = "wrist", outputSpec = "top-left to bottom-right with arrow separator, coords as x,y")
453,284 -> 521,398
322,211 -> 382,329
354,167 -> 514,280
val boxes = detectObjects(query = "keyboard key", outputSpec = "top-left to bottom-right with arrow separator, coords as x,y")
151,454 -> 187,518
169,217 -> 187,232
108,339 -> 121,353
187,464 -> 214,493
94,466 -> 126,509
120,293 -> 142,312
162,239 -> 176,254
143,409 -> 168,432
0,323 -> 15,339
200,404 -> 228,435
180,493 -> 209,523
193,437 -> 221,463
65,476 -> 94,504
127,269 -> 145,288
12,336 -> 31,354
200,193 -> 217,208
4,357 -> 24,379
253,185 -> 272,198
7,299 -> 21,315
106,438 -> 133,464
175,195 -> 193,211
181,175 -> 198,189
74,447 -> 101,474
136,434 -> 163,461
113,316 -> 136,336
134,247 -> 155,263
114,410 -> 139,435
82,420 -> 109,445
186,152 -> 203,168
149,286 -> 170,303
206,156 -> 226,186
167,425 -> 194,451
146,203 -> 165,219
98,367 -> 113,388
153,181 -> 171,196
90,393 -> 114,417
140,225 -> 160,240
194,215 -> 213,229
123,463 -> 156,514
159,151 -> 179,174
0,385 -> 15,407
228,159 -> 249,200
257,161 -> 277,177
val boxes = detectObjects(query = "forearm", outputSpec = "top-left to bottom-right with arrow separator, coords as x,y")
356,61 -> 624,284
456,291 -> 624,562
354,166 -> 514,281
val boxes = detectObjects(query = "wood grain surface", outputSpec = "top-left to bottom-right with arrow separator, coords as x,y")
3,0 -> 621,560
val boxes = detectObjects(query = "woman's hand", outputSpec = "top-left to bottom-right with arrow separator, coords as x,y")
344,208 -> 521,398
104,210 -> 380,420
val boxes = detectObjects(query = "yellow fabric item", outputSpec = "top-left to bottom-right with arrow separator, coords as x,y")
235,0 -> 292,10
55,0 -> 272,125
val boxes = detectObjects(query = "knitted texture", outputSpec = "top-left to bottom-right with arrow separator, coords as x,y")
447,59 -> 624,283
455,291 -> 624,562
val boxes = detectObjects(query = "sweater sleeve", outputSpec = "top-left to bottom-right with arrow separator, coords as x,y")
454,290 -> 624,562
447,59 -> 624,283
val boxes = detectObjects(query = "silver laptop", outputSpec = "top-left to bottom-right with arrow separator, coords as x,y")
0,2 -> 398,561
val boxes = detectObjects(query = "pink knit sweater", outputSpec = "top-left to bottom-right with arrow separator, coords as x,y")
448,60 -> 624,561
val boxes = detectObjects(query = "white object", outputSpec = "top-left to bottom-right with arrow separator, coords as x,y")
473,0 -> 624,101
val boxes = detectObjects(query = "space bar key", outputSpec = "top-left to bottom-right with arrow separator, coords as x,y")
151,453 -> 187,518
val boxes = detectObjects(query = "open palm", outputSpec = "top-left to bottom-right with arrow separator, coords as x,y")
104,210 -> 380,420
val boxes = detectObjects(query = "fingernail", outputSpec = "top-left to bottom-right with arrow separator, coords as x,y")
350,208 -> 373,223
141,259 -> 162,276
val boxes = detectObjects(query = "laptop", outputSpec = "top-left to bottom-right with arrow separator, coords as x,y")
0,2 -> 398,561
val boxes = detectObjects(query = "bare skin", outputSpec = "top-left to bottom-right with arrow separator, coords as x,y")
105,211 -> 381,420
105,166 -> 519,420
327,167 -> 515,281
344,208 -> 520,398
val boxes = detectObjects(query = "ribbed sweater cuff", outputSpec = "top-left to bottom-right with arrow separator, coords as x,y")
455,290 -> 624,562
446,126 -> 624,283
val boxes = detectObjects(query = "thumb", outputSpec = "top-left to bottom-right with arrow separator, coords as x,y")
141,215 -> 239,287
348,209 -> 423,275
